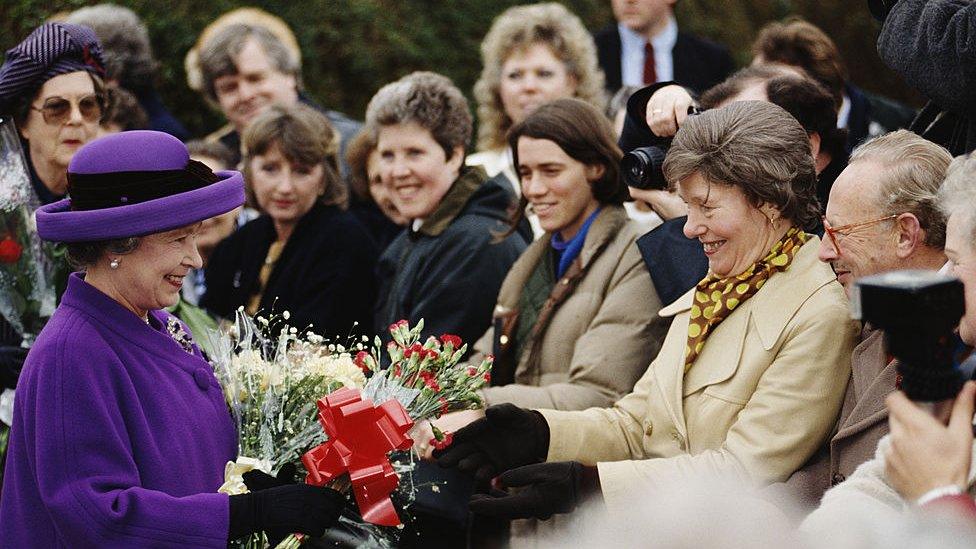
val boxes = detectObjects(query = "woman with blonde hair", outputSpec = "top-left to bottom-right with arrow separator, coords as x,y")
468,2 -> 606,205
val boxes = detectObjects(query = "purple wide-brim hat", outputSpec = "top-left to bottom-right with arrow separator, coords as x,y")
36,130 -> 245,243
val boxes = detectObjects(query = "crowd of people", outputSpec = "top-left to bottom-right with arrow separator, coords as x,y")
0,1 -> 975,547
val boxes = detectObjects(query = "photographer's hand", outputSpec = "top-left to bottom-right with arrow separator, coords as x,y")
884,380 -> 975,502
628,188 -> 688,221
645,85 -> 695,137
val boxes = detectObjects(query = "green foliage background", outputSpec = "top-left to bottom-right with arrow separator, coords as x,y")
0,0 -> 918,139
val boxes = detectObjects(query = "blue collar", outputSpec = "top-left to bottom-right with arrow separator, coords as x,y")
550,207 -> 602,279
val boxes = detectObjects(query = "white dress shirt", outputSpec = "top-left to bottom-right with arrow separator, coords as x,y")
618,17 -> 678,87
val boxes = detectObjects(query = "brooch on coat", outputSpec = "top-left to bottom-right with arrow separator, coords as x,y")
166,317 -> 195,355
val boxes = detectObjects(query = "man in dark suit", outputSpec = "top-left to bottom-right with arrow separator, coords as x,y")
594,0 -> 734,94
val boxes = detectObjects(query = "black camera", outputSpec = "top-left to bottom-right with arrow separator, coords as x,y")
854,270 -> 972,402
621,143 -> 670,190
620,106 -> 701,191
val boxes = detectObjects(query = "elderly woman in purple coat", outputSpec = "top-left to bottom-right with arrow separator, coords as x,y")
0,131 -> 343,547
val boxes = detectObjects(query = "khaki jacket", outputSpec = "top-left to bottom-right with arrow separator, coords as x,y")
781,328 -> 896,508
540,237 -> 858,515
477,206 -> 668,410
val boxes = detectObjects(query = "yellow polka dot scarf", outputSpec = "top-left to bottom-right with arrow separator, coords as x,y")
684,227 -> 809,371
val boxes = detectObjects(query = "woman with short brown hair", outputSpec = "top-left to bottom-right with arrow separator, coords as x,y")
202,103 -> 377,338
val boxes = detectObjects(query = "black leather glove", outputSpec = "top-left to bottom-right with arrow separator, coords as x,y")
242,463 -> 297,492
228,483 -> 345,545
433,403 -> 550,481
0,346 -> 27,390
468,461 -> 600,520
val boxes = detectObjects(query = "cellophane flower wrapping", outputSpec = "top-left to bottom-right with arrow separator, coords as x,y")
0,116 -> 59,345
208,312 -> 493,548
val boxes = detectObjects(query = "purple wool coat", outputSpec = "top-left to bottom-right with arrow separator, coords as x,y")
0,273 -> 236,547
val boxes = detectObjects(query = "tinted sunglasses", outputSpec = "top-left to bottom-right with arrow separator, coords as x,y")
30,94 -> 104,125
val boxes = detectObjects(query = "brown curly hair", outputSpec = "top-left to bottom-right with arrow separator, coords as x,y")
474,2 -> 606,151
365,71 -> 472,160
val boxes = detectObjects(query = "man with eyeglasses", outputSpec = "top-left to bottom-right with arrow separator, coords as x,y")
779,129 -> 952,510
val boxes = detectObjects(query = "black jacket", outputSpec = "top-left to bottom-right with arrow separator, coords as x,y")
594,24 -> 734,94
878,0 -> 976,155
374,167 -> 527,351
202,203 -> 378,339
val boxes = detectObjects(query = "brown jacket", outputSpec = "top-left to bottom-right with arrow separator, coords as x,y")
781,328 -> 896,508
477,205 -> 669,410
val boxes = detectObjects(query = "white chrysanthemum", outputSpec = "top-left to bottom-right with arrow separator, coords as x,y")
306,353 -> 366,389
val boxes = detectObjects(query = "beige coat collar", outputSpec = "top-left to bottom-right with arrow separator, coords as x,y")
658,236 -> 837,351
495,206 -> 630,312
652,237 -> 839,435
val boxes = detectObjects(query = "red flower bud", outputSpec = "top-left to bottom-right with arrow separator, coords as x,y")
430,431 -> 454,451
353,351 -> 371,374
438,397 -> 449,416
467,367 -> 478,377
483,372 -> 491,383
440,334 -> 462,348
0,237 -> 22,264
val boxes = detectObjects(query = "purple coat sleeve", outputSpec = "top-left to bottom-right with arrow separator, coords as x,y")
27,319 -> 229,547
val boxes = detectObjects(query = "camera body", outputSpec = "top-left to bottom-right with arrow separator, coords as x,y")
621,106 -> 700,191
854,270 -> 969,402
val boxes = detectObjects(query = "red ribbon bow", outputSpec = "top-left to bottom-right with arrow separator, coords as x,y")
301,387 -> 414,526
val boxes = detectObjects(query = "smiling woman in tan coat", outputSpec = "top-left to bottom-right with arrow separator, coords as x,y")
435,102 -> 858,541
429,99 -> 668,435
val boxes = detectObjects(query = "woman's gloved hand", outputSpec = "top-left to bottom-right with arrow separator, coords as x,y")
468,461 -> 601,520
228,481 -> 344,545
433,403 -> 550,481
242,463 -> 297,492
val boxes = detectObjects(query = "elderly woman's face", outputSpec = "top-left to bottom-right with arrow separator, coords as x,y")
945,212 -> 976,346
106,224 -> 203,316
679,172 -> 783,277
377,122 -> 463,221
499,43 -> 577,127
249,143 -> 324,234
19,71 -> 100,175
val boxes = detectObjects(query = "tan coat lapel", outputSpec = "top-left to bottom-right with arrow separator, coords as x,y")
834,329 -> 895,440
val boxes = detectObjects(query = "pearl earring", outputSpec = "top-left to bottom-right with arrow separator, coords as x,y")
110,258 -> 120,269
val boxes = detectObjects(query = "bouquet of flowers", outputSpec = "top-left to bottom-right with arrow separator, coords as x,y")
0,116 -> 59,345
207,311 -> 492,548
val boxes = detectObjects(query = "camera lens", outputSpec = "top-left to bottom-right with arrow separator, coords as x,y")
621,146 -> 668,190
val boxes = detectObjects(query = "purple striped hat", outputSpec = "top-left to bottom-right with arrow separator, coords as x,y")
0,22 -> 105,114
36,130 -> 245,242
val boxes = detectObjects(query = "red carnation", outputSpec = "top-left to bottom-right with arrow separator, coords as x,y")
467,367 -> 478,377
353,351 -> 371,374
438,397 -> 449,416
404,342 -> 425,359
430,431 -> 454,451
419,371 -> 440,391
483,372 -> 491,383
440,334 -> 462,348
426,349 -> 439,361
0,237 -> 22,264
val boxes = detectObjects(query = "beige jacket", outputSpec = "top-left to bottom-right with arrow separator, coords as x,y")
477,206 -> 668,411
540,237 -> 858,516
